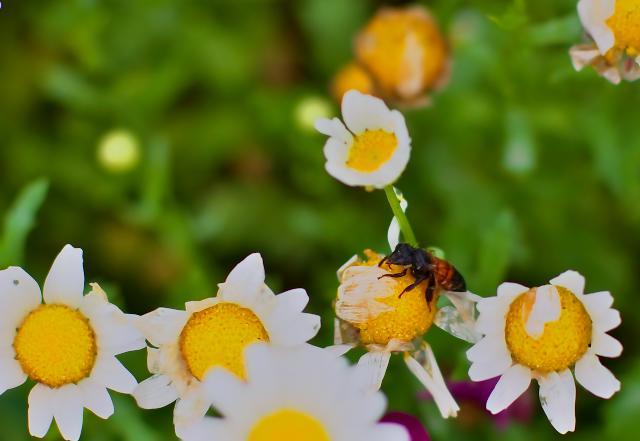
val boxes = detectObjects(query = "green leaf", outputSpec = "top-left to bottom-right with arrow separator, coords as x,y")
0,179 -> 49,267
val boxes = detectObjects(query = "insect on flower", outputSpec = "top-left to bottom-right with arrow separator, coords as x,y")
379,243 -> 466,305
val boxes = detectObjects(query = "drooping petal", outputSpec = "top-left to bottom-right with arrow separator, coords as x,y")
486,364 -> 532,414
356,351 -> 391,392
525,285 -> 561,338
574,352 -> 620,398
538,370 -> 576,434
43,245 -> 84,308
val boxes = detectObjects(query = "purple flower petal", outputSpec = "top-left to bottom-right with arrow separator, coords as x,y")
381,412 -> 430,441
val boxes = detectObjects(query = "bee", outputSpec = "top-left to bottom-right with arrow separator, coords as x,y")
378,243 -> 466,304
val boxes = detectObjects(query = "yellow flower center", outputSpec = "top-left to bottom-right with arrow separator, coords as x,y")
179,302 -> 269,380
248,409 -> 330,441
346,129 -> 398,173
13,304 -> 97,388
606,0 -> 640,54
505,287 -> 592,373
356,7 -> 447,98
331,63 -> 376,103
354,253 -> 437,346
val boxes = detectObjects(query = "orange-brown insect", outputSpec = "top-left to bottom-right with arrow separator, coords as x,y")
378,243 -> 466,304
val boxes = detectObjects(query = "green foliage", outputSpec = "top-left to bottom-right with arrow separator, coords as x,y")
0,0 -> 638,440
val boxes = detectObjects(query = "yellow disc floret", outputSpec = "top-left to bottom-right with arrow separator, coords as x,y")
505,287 -> 592,372
606,0 -> 640,54
14,304 -> 97,388
179,302 -> 269,380
331,63 -> 376,103
356,6 -> 447,99
347,129 -> 398,172
248,409 -> 330,441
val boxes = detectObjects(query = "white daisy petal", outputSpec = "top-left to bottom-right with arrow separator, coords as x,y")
591,332 -> 623,358
550,270 -> 586,295
342,90 -> 393,134
497,282 -> 529,299
28,384 -> 55,438
404,353 -> 459,418
203,368 -> 248,417
525,285 -> 561,338
0,266 -> 42,326
580,290 -> 614,315
315,117 -> 353,144
369,423 -> 411,441
137,308 -> 188,347
78,379 -> 114,419
594,308 -> 622,333
274,288 -> 309,313
174,388 -> 210,431
218,253 -> 265,303
574,351 -> 620,398
486,364 -> 532,414
42,245 -> 84,307
52,385 -> 84,441
178,416 -> 231,441
355,351 -> 391,392
577,0 -> 616,54
133,374 -> 179,409
92,356 -> 137,394
0,347 -> 27,394
323,344 -> 354,357
538,370 -> 576,434
466,337 -> 513,381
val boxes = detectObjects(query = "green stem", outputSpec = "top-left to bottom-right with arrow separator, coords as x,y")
384,185 -> 418,247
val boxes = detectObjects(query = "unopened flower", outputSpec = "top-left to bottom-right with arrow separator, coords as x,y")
467,271 -> 622,434
315,90 -> 411,189
0,245 -> 145,441
355,6 -> 449,106
179,344 -> 410,441
334,247 -> 480,419
132,254 -> 320,433
331,63 -> 377,103
570,0 -> 640,83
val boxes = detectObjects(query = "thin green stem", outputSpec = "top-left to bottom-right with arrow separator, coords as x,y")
384,185 -> 418,247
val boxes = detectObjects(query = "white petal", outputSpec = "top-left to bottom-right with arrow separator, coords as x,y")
43,245 -> 84,307
218,253 -> 265,303
0,347 -> 27,394
174,388 -> 211,431
525,285 -> 561,338
355,352 -> 391,392
323,344 -> 354,357
580,290 -> 614,315
91,356 -> 137,393
342,90 -> 393,134
569,44 -> 602,70
538,370 -> 576,434
178,417 -> 230,441
314,117 -> 353,144
28,384 -> 54,438
404,353 -> 459,418
78,379 -> 114,419
53,384 -> 84,441
577,0 -> 616,54
497,282 -> 529,299
466,337 -> 513,381
133,374 -> 179,409
591,332 -> 623,358
550,270 -> 585,295
594,308 -> 622,333
0,266 -> 42,327
369,423 -> 411,441
203,368 -> 248,417
137,307 -> 188,347
273,288 -> 308,313
486,364 -> 532,414
574,352 -> 620,398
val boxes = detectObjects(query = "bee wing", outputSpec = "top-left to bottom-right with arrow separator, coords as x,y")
434,291 -> 482,343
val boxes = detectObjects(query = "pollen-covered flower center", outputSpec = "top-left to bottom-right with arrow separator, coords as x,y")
248,409 -> 330,441
606,0 -> 640,53
347,129 -> 398,172
179,302 -> 269,380
357,263 -> 437,346
505,287 -> 592,372
13,304 -> 97,388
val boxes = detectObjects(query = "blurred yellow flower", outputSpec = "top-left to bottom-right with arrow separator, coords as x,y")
570,0 -> 640,83
330,62 -> 376,103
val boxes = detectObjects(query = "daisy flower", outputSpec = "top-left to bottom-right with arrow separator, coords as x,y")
355,6 -> 449,106
178,343 -> 410,441
0,245 -> 145,441
570,0 -> 640,83
467,271 -> 622,434
133,253 -> 321,432
315,90 -> 411,189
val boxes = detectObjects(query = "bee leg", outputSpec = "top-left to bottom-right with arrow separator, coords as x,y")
399,274 -> 429,298
424,273 -> 437,310
377,255 -> 390,267
378,268 -> 408,280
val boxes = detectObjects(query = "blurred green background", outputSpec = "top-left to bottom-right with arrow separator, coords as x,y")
1,0 -> 639,440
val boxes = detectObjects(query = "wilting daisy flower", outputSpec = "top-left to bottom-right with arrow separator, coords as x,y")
467,271 -> 622,434
355,6 -> 449,106
179,344 -> 410,441
570,0 -> 640,83
315,90 -> 411,189
133,253 -> 320,432
0,245 -> 145,441
334,245 -> 480,419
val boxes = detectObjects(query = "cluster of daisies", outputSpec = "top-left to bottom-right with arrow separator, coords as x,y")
0,3 -> 630,441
